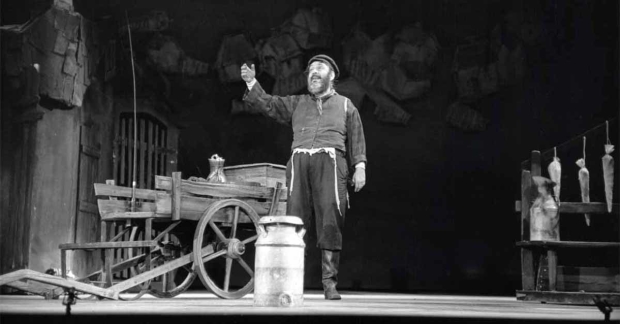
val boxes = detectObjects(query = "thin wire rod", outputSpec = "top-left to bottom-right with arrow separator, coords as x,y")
126,11 -> 138,213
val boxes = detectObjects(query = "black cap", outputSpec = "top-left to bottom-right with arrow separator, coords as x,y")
308,54 -> 339,79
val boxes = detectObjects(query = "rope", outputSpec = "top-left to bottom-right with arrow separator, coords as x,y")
606,120 -> 611,145
521,117 -> 618,166
582,136 -> 586,162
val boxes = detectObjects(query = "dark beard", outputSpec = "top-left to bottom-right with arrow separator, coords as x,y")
307,74 -> 330,95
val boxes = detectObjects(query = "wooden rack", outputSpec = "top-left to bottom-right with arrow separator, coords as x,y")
516,150 -> 619,305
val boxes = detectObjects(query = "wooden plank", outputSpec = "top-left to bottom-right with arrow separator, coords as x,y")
4,280 -> 60,299
516,290 -> 620,305
558,202 -> 618,214
159,126 -> 166,175
120,118 -> 126,186
96,199 -> 160,218
59,241 -> 157,250
223,163 -> 286,188
79,200 -> 99,215
100,212 -> 163,221
172,172 -> 181,221
128,118 -> 134,187
155,193 -> 286,221
153,124 -> 160,179
517,241 -> 620,248
515,201 -> 619,214
521,169 -> 535,291
537,266 -> 620,293
547,250 -> 557,291
155,175 -> 288,201
94,183 -> 159,200
113,119 -> 120,185
0,269 -> 118,300
139,118 -> 146,190
146,121 -> 153,189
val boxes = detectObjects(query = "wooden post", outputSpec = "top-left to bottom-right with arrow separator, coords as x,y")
145,218 -> 152,273
102,180 -> 115,286
531,150 -> 541,177
171,172 -> 181,221
61,250 -> 67,279
268,182 -> 283,216
547,250 -> 557,291
521,169 -> 535,291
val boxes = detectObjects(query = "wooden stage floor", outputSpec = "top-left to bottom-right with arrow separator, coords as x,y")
1,290 -> 617,324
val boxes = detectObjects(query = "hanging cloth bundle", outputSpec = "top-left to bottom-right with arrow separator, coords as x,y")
576,137 -> 591,226
547,147 -> 562,204
602,121 -> 615,213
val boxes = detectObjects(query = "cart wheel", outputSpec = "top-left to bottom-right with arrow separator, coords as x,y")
148,232 -> 197,299
193,199 -> 260,299
118,225 -> 151,301
126,224 -> 197,299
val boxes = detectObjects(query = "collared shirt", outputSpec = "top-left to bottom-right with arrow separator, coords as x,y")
244,81 -> 367,169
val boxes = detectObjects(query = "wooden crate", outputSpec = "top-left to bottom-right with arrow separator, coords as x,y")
224,163 -> 286,188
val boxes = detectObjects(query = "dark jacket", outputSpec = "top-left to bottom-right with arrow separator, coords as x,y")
244,81 -> 367,168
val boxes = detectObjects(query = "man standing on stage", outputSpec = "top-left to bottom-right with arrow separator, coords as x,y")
241,54 -> 367,300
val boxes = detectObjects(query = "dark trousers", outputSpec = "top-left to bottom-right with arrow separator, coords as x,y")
286,151 -> 348,250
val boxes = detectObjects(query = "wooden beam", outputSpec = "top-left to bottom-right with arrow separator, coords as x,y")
155,193 -> 286,221
59,241 -> 157,250
155,175 -> 287,201
537,266 -> 620,293
94,183 -> 159,200
109,245 -> 217,293
172,172 -> 181,221
516,290 -> 620,306
100,212 -> 163,221
0,269 -> 118,300
97,199 -> 159,217
4,280 -> 60,299
517,241 -> 620,249
521,169 -> 535,291
558,202 -> 618,214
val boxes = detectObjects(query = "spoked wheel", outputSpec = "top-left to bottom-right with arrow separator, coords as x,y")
119,225 -> 150,300
121,223 -> 196,299
193,199 -> 260,299
147,229 -> 196,298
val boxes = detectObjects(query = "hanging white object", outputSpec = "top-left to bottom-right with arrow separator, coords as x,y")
602,121 -> 615,213
547,147 -> 562,204
577,137 -> 591,226
254,216 -> 305,307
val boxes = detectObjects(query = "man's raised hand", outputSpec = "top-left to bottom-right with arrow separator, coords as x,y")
241,63 -> 256,83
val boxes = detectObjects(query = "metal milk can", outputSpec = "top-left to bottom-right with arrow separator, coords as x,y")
254,216 -> 305,307
529,176 -> 560,241
206,154 -> 227,183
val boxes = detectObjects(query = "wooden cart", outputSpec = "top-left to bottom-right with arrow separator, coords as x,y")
55,163 -> 287,300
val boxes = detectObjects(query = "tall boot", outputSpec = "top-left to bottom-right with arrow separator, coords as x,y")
322,249 -> 341,300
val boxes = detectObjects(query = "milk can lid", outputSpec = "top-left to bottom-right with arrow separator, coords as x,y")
259,216 -> 304,226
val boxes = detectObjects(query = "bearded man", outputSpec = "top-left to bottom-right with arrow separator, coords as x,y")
241,54 -> 367,300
